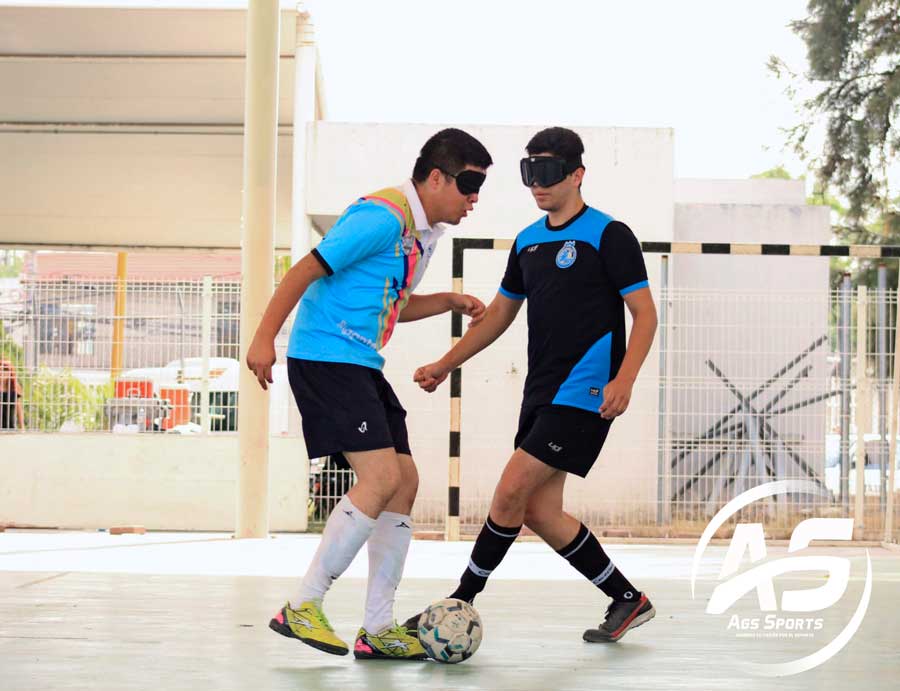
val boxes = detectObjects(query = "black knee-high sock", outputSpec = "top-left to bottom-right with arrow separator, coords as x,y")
556,523 -> 638,602
449,516 -> 521,603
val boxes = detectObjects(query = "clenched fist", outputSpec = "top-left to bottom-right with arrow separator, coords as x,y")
414,360 -> 452,393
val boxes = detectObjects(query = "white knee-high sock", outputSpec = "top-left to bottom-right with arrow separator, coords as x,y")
294,495 -> 376,605
362,511 -> 413,633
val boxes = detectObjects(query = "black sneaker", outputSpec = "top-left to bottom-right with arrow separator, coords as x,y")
583,593 -> 655,642
401,612 -> 423,636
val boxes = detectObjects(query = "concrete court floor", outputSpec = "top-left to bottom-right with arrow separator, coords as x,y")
0,532 -> 898,691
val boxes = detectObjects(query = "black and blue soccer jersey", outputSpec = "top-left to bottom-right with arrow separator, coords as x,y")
500,205 -> 648,413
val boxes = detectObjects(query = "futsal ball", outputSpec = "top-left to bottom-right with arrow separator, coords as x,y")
418,598 -> 483,663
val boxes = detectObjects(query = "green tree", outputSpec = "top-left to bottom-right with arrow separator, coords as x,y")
26,369 -> 112,432
770,0 -> 899,228
0,251 -> 23,278
1,321 -> 112,432
0,321 -> 25,373
751,165 -> 795,180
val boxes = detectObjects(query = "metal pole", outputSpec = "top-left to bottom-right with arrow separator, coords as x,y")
110,252 -> 127,380
840,273 -> 851,512
447,270 -> 463,542
236,0 -> 280,539
878,264 -> 888,510
200,276 -> 213,435
854,286 -> 868,536
30,292 -> 37,380
656,255 -> 669,525
885,266 -> 900,543
176,288 -> 186,379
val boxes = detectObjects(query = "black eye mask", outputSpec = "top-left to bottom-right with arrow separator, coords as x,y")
448,169 -> 486,196
520,156 -> 581,188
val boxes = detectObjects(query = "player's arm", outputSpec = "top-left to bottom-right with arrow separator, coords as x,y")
599,287 -> 657,419
398,292 -> 486,325
414,293 -> 523,393
246,253 -> 327,390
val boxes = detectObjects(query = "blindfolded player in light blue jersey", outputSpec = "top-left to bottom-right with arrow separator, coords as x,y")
246,129 -> 492,660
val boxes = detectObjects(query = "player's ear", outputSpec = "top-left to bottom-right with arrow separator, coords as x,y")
571,167 -> 585,187
428,168 -> 444,189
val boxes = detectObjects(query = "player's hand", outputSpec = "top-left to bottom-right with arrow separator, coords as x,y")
599,377 -> 633,419
449,293 -> 486,326
246,336 -> 276,391
414,360 -> 452,393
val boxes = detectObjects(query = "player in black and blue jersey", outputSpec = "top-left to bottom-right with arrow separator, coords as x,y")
409,127 -> 658,642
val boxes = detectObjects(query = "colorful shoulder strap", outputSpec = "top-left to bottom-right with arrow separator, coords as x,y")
356,187 -> 420,240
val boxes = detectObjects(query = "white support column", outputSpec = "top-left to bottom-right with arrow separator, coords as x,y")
285,3 -> 319,441
291,3 -> 318,264
237,0 -> 281,539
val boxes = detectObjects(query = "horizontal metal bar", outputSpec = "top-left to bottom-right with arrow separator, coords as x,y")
453,238 -> 900,257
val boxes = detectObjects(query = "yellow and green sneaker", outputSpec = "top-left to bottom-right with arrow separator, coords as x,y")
269,601 -> 348,656
353,623 -> 427,661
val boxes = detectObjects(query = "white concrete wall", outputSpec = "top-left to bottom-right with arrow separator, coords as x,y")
307,122 -> 674,241
674,178 -> 806,206
0,435 -> 308,531
669,198 -> 833,504
673,201 -> 832,270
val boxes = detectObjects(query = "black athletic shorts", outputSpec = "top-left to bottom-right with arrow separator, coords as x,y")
287,358 -> 411,460
514,404 -> 613,478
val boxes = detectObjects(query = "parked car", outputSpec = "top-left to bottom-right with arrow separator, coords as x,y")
116,357 -> 290,433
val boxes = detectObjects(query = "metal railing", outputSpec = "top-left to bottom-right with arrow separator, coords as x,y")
0,276 -> 258,434
2,255 -> 898,541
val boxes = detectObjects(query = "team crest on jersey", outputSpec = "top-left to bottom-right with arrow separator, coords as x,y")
556,240 -> 577,269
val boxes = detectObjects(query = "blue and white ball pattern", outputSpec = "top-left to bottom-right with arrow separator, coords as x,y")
417,598 -> 483,663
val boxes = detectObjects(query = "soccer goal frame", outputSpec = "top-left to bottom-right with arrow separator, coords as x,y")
445,238 -> 900,543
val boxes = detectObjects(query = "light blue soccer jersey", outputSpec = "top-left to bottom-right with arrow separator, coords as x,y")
287,188 -> 423,370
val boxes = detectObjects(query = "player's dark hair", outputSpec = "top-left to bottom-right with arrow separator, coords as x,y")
526,127 -> 585,168
412,128 -> 493,182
